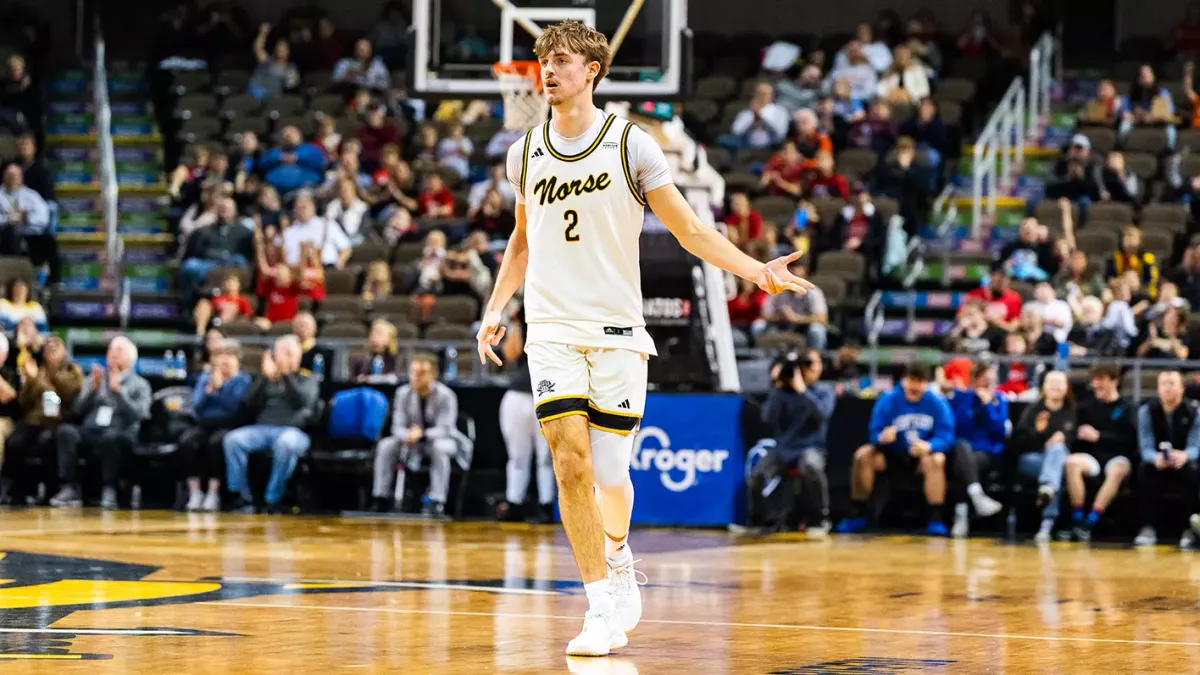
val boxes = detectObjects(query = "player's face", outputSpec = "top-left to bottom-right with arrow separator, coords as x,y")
540,50 -> 593,106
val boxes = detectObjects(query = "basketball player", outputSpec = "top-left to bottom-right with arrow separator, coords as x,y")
476,20 -> 813,657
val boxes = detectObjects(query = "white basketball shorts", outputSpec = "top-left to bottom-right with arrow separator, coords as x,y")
526,341 -> 648,436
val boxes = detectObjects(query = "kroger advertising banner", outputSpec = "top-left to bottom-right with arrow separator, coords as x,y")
630,393 -> 744,526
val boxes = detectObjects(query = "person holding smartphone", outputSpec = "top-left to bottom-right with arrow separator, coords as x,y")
1136,370 -> 1200,548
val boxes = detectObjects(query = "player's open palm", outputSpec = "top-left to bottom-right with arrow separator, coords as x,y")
755,250 -> 816,295
476,310 -> 507,366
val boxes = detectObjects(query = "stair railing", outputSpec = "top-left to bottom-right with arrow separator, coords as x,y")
971,78 -> 1025,236
93,27 -> 121,316
1028,31 -> 1059,144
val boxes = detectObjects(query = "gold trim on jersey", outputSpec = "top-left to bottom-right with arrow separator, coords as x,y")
619,121 -> 647,206
543,114 -> 617,162
519,128 -> 534,193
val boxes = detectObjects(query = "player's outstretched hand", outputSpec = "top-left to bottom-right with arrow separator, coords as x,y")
476,310 -> 507,366
754,250 -> 817,295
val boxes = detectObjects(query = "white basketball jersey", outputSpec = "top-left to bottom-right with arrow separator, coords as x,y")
517,112 -> 657,356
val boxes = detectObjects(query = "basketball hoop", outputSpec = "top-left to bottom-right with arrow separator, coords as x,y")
493,60 -> 549,131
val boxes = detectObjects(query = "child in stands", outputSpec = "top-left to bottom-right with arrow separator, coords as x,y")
193,273 -> 254,335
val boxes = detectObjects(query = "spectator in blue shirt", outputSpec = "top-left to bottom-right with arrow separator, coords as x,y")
255,126 -> 328,196
180,340 -> 251,512
836,363 -> 954,536
949,363 -> 1007,538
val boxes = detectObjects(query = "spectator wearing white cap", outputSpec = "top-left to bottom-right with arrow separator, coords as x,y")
1046,134 -> 1103,204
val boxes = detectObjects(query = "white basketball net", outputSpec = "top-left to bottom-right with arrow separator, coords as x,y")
496,70 -> 549,131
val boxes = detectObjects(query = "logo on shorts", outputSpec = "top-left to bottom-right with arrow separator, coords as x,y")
536,380 -> 555,396
603,326 -> 633,337
618,399 -> 631,409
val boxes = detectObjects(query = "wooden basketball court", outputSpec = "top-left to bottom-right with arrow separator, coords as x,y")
0,510 -> 1196,673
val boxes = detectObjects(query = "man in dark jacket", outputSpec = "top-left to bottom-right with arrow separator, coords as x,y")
181,340 -> 251,512
748,348 -> 836,533
1135,370 -> 1200,548
1063,363 -> 1137,541
50,337 -> 152,509
179,196 -> 255,308
826,185 -> 886,281
1045,134 -> 1103,203
222,335 -> 319,514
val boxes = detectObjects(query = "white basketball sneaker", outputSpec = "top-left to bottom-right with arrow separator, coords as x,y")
608,555 -> 645,633
565,608 -> 627,656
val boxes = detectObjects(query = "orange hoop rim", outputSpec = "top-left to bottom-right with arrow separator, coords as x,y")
493,60 -> 543,93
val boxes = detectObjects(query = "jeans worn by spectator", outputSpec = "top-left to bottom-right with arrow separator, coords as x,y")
223,425 -> 311,505
1018,442 -> 1070,519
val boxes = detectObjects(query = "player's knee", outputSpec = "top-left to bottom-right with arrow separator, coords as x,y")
591,431 -> 633,488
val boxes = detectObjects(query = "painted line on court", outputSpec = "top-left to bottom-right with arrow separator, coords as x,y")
196,601 -> 1200,648
214,577 -> 561,596
0,627 -> 214,636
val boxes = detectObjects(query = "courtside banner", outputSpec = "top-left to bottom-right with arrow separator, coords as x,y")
630,393 -> 744,526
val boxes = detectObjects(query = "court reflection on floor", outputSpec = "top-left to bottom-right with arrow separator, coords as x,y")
0,510 -> 1198,673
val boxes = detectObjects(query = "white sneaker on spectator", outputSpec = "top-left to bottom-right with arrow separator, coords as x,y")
201,491 -> 221,512
1134,526 -> 1158,547
186,491 -> 204,512
807,519 -> 832,538
971,492 -> 1003,518
100,487 -> 118,510
49,486 -> 82,507
607,552 -> 645,634
1182,528 -> 1198,550
1033,518 -> 1054,543
565,608 -> 627,656
951,503 -> 970,539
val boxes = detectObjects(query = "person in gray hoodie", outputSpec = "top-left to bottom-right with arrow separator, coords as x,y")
372,352 -> 466,516
50,336 -> 152,509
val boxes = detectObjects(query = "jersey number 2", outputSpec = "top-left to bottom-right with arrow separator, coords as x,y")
563,210 -> 580,242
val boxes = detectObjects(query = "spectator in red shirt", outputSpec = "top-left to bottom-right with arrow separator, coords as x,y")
727,277 -> 766,327
355,101 -> 402,173
193,273 -> 254,335
996,332 -> 1031,397
419,173 -> 455,219
760,141 -> 807,198
791,109 -> 834,166
722,192 -> 763,245
963,266 -> 1023,331
803,151 -> 850,199
255,263 -> 304,329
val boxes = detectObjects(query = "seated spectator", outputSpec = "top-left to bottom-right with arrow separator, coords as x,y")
180,196 -> 255,308
1169,239 -> 1200,308
361,260 -> 393,303
256,126 -> 328,196
1062,364 -> 1136,542
13,133 -> 52,201
357,102 -> 402,173
1027,281 -> 1073,343
7,336 -> 80,500
333,38 -> 390,92
10,316 -> 43,374
413,125 -> 440,165
182,340 -> 250,512
179,152 -> 232,209
721,82 -> 789,152
418,174 -> 456,220
1078,79 -> 1127,128
774,64 -> 823,114
836,363 -> 953,536
872,135 -> 931,227
1013,370 -> 1076,542
194,272 -> 254,335
965,266 -> 1022,331
997,333 -> 1032,396
876,44 -> 930,104
223,336 -> 319,514
314,116 -> 341,159
1137,305 -> 1191,359
1104,272 -> 1147,350
1135,370 -> 1200,548
826,41 -> 879,101
825,186 -> 885,273
305,17 -> 343,72
727,277 -> 766,334
281,192 -> 352,268
470,189 -> 515,240
1056,249 -> 1105,301
759,141 -> 806,198
319,140 -> 372,199
437,122 -> 473,180
290,311 -> 329,373
249,23 -> 300,100
178,181 -> 222,245
368,1 -> 409,67
998,217 -> 1059,281
791,109 -> 835,167
1068,296 -> 1116,357
903,17 -> 942,76
231,133 -> 263,187
949,363 -> 1006,538
0,55 -> 37,136
0,277 -> 45,331
464,230 -> 499,276
49,337 -> 151,509
835,24 -> 893,73
755,260 -> 828,350
254,260 -> 318,330
1106,225 -> 1159,298
828,78 -> 866,127
899,98 -> 948,173
957,10 -> 997,59
847,99 -> 898,156
0,164 -> 54,283
351,319 -> 400,382
1126,65 -> 1177,149
372,145 -> 420,214
410,230 -> 447,294
325,177 -> 372,244
441,245 -> 492,306
802,150 -> 849,199
1148,279 -> 1190,323
1046,135 -> 1103,203
945,299 -> 1004,353
722,192 -> 764,246
1100,151 -> 1142,205
467,162 -> 516,220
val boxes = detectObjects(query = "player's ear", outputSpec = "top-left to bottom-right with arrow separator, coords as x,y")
586,60 -> 600,84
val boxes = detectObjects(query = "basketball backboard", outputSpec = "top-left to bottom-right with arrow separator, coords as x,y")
409,0 -> 691,99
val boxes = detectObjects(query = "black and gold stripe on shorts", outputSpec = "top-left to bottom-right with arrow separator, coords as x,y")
536,394 -> 590,424
587,402 -> 641,436
619,121 -> 646,206
544,114 -> 616,162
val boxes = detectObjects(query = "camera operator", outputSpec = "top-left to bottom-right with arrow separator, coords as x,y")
748,348 -> 836,534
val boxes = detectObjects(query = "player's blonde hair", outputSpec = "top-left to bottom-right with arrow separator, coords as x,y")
534,20 -> 612,90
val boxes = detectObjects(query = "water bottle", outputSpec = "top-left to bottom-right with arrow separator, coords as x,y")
371,355 -> 384,375
444,346 -> 458,381
42,391 -> 61,419
164,350 -> 176,379
1006,509 -> 1018,541
177,351 -> 187,378
1054,341 -> 1070,372
312,354 -> 325,381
